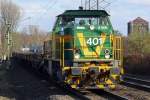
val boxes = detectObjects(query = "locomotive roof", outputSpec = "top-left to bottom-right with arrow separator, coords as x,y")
58,10 -> 109,17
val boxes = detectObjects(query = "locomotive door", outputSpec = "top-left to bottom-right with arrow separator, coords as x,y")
113,36 -> 124,74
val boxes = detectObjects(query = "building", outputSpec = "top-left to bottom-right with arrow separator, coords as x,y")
128,17 -> 149,35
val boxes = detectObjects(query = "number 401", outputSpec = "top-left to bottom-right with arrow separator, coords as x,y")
87,38 -> 102,46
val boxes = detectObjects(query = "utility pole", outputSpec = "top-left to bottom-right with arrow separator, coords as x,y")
6,22 -> 12,59
84,0 -> 98,10
97,0 -> 99,10
5,21 -> 12,69
4,19 -> 12,61
89,0 -> 91,10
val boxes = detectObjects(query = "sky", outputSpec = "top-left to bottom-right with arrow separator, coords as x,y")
12,0 -> 150,35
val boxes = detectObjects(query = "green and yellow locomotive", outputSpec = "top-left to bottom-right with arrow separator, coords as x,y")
47,10 -> 124,89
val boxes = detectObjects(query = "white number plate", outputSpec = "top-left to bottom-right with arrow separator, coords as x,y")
87,38 -> 102,46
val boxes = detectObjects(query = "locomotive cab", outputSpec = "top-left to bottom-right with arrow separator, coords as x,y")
51,10 -> 123,89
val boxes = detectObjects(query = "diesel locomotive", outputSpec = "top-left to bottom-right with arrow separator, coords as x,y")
14,9 -> 124,89
45,10 -> 124,89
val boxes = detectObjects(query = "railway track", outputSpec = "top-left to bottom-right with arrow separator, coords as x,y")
56,81 -> 132,100
14,58 -> 150,100
18,59 -> 104,100
125,74 -> 150,81
122,75 -> 150,92
101,90 -> 128,100
90,89 -> 128,100
60,83 -> 150,100
107,84 -> 150,100
1,58 -> 78,100
16,58 -> 133,100
25,68 -> 136,99
68,89 -> 105,100
89,85 -> 150,100
14,59 -> 85,100
32,70 -> 108,100
90,75 -> 150,100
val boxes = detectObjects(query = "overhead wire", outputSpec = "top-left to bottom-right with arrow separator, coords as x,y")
35,0 -> 57,40
21,0 -> 58,34
35,0 -> 58,25
29,0 -> 55,20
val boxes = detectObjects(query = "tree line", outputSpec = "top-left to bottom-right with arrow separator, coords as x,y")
13,26 -> 49,52
124,33 -> 150,75
0,0 -> 49,59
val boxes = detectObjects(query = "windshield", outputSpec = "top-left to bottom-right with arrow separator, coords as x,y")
60,16 -> 110,27
75,17 -> 109,26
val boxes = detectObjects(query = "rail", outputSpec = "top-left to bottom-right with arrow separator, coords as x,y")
90,89 -> 128,100
122,76 -> 150,92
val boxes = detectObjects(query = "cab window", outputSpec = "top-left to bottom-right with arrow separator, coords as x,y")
62,17 -> 75,27
99,17 -> 109,26
75,17 -> 109,26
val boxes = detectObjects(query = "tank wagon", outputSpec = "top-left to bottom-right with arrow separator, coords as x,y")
14,9 -> 124,89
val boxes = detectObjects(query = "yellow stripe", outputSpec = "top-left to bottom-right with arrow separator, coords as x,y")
77,33 -> 106,57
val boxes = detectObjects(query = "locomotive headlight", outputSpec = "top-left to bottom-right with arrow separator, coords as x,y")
105,54 -> 110,59
74,53 -> 80,59
90,25 -> 95,30
104,49 -> 110,59
104,49 -> 110,54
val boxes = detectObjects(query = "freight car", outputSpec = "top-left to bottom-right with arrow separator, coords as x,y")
14,9 -> 124,89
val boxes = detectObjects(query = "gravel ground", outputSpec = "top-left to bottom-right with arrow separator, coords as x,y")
0,60 -> 75,100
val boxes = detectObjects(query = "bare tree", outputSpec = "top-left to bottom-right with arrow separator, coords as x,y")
12,25 -> 49,52
0,0 -> 21,32
0,0 -> 21,58
28,25 -> 48,46
124,33 -> 150,75
127,33 -> 150,56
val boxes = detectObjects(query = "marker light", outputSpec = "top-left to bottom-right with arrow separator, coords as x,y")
74,53 -> 80,59
104,49 -> 110,54
90,25 -> 95,30
105,54 -> 110,59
